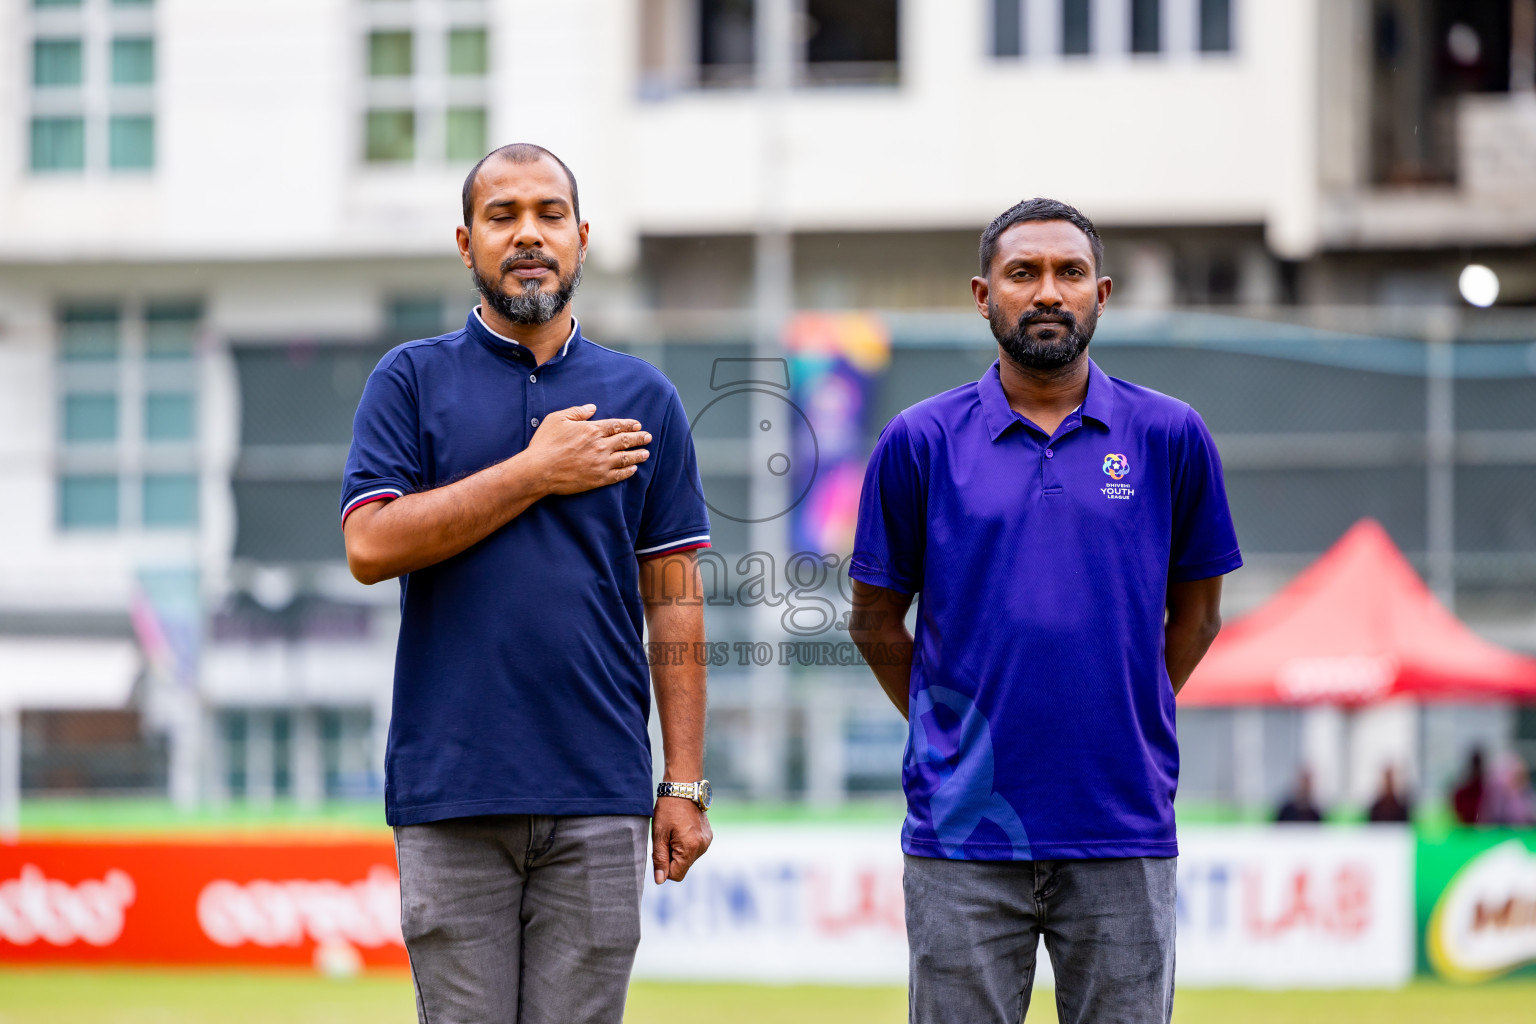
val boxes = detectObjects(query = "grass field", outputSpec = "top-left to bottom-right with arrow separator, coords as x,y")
0,969 -> 1533,1024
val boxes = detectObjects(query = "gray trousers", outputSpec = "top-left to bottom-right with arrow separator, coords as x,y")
394,814 -> 649,1024
904,854 -> 1176,1024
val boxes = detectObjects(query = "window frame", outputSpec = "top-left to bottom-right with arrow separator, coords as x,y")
54,298 -> 203,534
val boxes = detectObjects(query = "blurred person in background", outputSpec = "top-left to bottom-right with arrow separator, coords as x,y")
1366,765 -> 1412,823
340,143 -> 714,1024
1479,753 -> 1536,826
1452,747 -> 1487,824
849,198 -> 1240,1024
1275,768 -> 1325,823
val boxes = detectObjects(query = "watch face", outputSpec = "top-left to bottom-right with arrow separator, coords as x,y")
698,780 -> 712,810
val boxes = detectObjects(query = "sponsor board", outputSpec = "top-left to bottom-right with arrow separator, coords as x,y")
633,824 -> 1415,988
0,826 -> 1417,987
0,840 -> 406,969
1418,831 -> 1536,983
1175,826 -> 1413,988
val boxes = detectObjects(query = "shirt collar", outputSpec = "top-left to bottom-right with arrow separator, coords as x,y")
469,306 -> 580,361
978,357 -> 1115,442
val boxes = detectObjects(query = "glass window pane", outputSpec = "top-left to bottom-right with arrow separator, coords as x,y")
109,115 -> 154,170
991,0 -> 1023,58
1062,0 -> 1091,55
365,109 -> 415,162
60,475 -> 119,529
112,37 -> 155,85
1199,0 -> 1231,52
1131,0 -> 1161,53
143,474 -> 198,527
448,28 -> 488,75
369,31 -> 413,77
445,107 -> 486,162
31,117 -> 85,172
63,393 -> 119,443
60,305 -> 120,361
145,392 -> 194,441
146,302 -> 199,359
389,296 -> 445,340
34,39 -> 83,87
34,0 -> 83,7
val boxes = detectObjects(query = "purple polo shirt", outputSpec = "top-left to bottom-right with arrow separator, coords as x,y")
851,359 -> 1241,860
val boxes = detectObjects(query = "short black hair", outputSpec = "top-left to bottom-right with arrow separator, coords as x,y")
979,197 -> 1103,276
461,143 -> 581,227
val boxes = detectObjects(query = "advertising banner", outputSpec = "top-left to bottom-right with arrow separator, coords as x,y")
0,839 -> 405,971
634,824 -> 1415,988
1175,826 -> 1414,988
0,826 -> 1415,988
1417,830 -> 1536,983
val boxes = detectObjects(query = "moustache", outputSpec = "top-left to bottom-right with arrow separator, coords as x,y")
1018,308 -> 1078,331
499,250 -> 560,276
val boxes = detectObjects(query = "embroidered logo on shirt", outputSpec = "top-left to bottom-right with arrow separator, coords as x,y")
1101,453 -> 1134,500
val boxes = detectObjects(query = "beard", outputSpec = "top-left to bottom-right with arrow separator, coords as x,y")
990,302 -> 1097,371
471,248 -> 583,326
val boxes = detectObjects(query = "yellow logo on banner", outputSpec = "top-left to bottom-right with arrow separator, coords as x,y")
1427,839 -> 1536,982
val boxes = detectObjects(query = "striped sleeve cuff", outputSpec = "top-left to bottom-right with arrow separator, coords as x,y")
635,534 -> 712,560
341,487 -> 405,527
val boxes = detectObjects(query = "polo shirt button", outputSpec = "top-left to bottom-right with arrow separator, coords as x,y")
530,374 -> 537,382
530,417 -> 539,427
1045,449 -> 1054,459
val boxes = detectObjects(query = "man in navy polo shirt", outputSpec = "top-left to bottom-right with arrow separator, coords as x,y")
341,143 -> 713,1024
849,198 -> 1240,1024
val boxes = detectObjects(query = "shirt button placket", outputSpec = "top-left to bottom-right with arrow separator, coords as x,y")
528,359 -> 547,442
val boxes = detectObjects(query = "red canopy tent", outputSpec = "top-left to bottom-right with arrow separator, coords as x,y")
1180,518 -> 1536,706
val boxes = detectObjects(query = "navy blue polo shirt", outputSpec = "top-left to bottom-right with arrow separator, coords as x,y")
341,310 -> 710,826
851,359 -> 1241,860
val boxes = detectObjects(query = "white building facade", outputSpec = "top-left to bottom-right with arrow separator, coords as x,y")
0,0 -> 1532,811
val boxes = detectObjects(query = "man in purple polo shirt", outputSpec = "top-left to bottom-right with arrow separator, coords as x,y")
849,198 -> 1240,1024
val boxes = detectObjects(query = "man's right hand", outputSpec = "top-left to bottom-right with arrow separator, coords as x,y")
524,404 -> 651,495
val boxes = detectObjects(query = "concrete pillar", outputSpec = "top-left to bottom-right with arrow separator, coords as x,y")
805,681 -> 847,807
246,710 -> 274,809
1232,706 -> 1266,812
167,691 -> 202,811
1300,705 -> 1346,810
203,708 -> 228,808
291,707 -> 324,811
0,708 -> 20,843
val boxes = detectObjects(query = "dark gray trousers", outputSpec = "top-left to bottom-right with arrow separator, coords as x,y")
904,854 -> 1176,1024
394,814 -> 649,1024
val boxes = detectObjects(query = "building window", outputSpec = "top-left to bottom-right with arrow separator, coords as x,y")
59,476 -> 120,529
55,300 -> 201,532
110,36 -> 152,83
31,118 -> 87,171
144,392 -> 194,440
1130,0 -> 1160,54
108,114 -> 153,169
447,28 -> 487,75
1199,0 -> 1231,53
33,38 -> 83,85
1062,0 -> 1091,55
991,0 -> 1025,58
362,1 -> 490,166
28,0 -> 156,174
368,30 -> 413,76
803,0 -> 899,85
366,110 -> 416,162
63,393 -> 118,442
387,295 -> 449,341
143,473 -> 198,527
